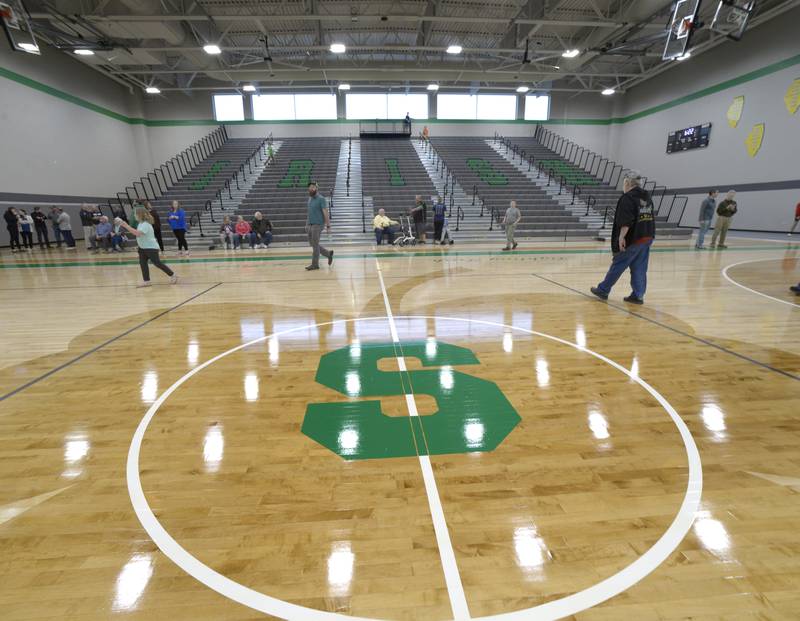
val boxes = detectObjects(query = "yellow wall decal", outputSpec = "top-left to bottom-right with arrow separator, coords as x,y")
745,123 -> 765,158
785,78 -> 800,115
727,96 -> 745,127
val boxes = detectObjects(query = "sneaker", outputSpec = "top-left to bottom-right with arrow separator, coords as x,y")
590,287 -> 608,300
305,265 -> 319,271
719,245 -> 728,249
790,285 -> 800,293
170,275 -> 178,285
512,242 -> 518,250
328,250 -> 334,266
623,295 -> 644,305
65,246 -> 76,250
502,246 -> 510,251
136,281 -> 153,288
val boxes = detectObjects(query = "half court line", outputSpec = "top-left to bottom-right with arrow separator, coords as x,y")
529,272 -> 800,382
375,258 -> 472,621
0,282 -> 223,403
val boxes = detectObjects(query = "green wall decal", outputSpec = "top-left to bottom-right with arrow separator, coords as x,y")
278,159 -> 314,188
302,341 -> 520,460
190,160 -> 231,190
385,159 -> 405,186
467,158 -> 508,185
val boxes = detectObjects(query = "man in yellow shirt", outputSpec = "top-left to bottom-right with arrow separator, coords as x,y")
373,208 -> 399,245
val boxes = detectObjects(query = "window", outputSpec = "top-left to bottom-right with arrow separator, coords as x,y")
294,94 -> 337,120
437,94 -> 477,119
476,94 -> 516,120
387,94 -> 428,119
252,94 -> 294,120
346,94 -> 388,119
213,94 -> 244,122
524,95 -> 550,121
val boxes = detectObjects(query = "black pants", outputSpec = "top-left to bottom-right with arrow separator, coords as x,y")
7,225 -> 21,250
154,227 -> 164,251
138,247 -> 174,281
173,228 -> 188,251
35,224 -> 50,247
434,220 -> 444,242
21,230 -> 33,248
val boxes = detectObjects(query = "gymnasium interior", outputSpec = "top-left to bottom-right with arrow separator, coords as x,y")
1,0 -> 799,619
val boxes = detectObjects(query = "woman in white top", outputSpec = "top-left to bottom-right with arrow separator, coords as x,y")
116,206 -> 178,288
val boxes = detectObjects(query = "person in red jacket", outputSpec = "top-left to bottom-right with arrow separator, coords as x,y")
233,215 -> 253,249
789,201 -> 800,235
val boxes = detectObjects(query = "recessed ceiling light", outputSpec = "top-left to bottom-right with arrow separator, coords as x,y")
145,86 -> 161,94
516,86 -> 529,93
338,83 -> 350,90
601,88 -> 615,95
677,51 -> 691,61
330,43 -> 346,54
203,44 -> 222,55
561,49 -> 580,58
19,43 -> 39,53
427,83 -> 439,91
553,65 -> 560,70
446,45 -> 463,54
74,49 -> 94,56
242,84 -> 256,92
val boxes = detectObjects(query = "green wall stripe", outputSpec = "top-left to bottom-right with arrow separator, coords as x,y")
0,244 -> 793,269
1,53 -> 799,128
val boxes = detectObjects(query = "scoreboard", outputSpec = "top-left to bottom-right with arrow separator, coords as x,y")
666,122 -> 712,153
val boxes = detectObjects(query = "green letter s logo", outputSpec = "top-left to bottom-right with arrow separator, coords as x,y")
302,341 -> 520,460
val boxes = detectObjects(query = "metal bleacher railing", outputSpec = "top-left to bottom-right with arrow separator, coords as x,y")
419,139 -> 467,232
522,126 -> 691,229
109,125 -> 228,217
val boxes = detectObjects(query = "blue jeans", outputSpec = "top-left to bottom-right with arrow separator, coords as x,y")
52,225 -> 62,246
696,220 -> 711,247
375,227 -> 395,245
597,240 -> 653,299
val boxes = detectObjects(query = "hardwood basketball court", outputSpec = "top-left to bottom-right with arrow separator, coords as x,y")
1,237 -> 798,620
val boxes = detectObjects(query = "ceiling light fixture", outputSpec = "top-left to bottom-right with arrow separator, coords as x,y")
145,86 -> 161,94
601,88 -> 616,95
242,84 -> 256,92
19,43 -> 39,53
677,51 -> 692,61
516,86 -> 529,93
562,49 -> 580,58
203,44 -> 221,55
330,43 -> 346,54
74,49 -> 94,56
338,83 -> 350,90
446,45 -> 463,54
427,83 -> 439,91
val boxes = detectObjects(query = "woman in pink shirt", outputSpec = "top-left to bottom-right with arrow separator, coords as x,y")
234,215 -> 253,249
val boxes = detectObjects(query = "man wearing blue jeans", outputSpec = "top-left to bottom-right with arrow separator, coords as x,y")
591,171 -> 656,305
696,189 -> 717,249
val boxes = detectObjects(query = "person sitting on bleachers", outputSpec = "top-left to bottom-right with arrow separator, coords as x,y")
94,216 -> 114,253
373,208 -> 399,245
219,216 -> 235,249
251,212 -> 273,248
234,215 -> 253,249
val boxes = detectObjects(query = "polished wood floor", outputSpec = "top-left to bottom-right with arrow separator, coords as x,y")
1,237 -> 799,620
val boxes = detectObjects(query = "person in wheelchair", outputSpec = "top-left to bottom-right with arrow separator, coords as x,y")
373,209 -> 400,245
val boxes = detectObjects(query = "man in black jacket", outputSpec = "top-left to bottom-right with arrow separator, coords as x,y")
591,171 -> 656,305
31,207 -> 51,249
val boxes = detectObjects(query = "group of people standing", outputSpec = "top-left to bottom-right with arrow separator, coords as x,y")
4,206 -> 76,251
372,195 -> 454,246
696,190 -> 739,249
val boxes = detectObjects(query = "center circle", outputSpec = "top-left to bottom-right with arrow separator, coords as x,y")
126,315 -> 703,621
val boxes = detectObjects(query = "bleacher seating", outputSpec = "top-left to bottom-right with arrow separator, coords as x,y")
142,138 -> 265,244
361,138 -> 437,226
511,137 -> 691,238
237,138 -> 341,243
430,137 -> 590,237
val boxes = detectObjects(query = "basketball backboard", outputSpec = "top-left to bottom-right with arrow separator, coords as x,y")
710,0 -> 757,40
663,0 -> 702,60
1,0 -> 39,54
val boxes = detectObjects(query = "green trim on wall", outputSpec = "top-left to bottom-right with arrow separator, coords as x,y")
2,53 -> 799,128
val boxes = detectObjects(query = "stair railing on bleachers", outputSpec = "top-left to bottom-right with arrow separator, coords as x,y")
609,165 -> 624,188
558,175 -> 568,195
472,184 -> 477,206
361,197 -> 366,233
455,205 -> 464,232
547,168 -> 556,187
652,186 -> 668,214
188,212 -> 205,237
204,199 -> 216,223
584,195 -> 597,217
572,185 -> 582,206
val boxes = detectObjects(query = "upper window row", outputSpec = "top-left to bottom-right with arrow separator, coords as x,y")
212,93 -> 550,122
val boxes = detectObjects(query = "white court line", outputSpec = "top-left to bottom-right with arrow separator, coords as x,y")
375,259 -> 471,621
722,257 -> 800,309
727,234 -> 800,245
127,315 -> 702,621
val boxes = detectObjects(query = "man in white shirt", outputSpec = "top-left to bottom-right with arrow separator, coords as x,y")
373,209 -> 399,245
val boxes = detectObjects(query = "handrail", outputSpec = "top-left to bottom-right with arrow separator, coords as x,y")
547,168 -> 555,186
204,199 -> 216,223
675,195 -> 689,226
558,175 -> 567,195
188,211 -> 204,237
584,195 -> 597,217
455,205 -> 464,232
489,205 -> 497,231
572,184 -> 582,206
602,203 -> 613,229
652,185 -> 668,215
361,197 -> 366,233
